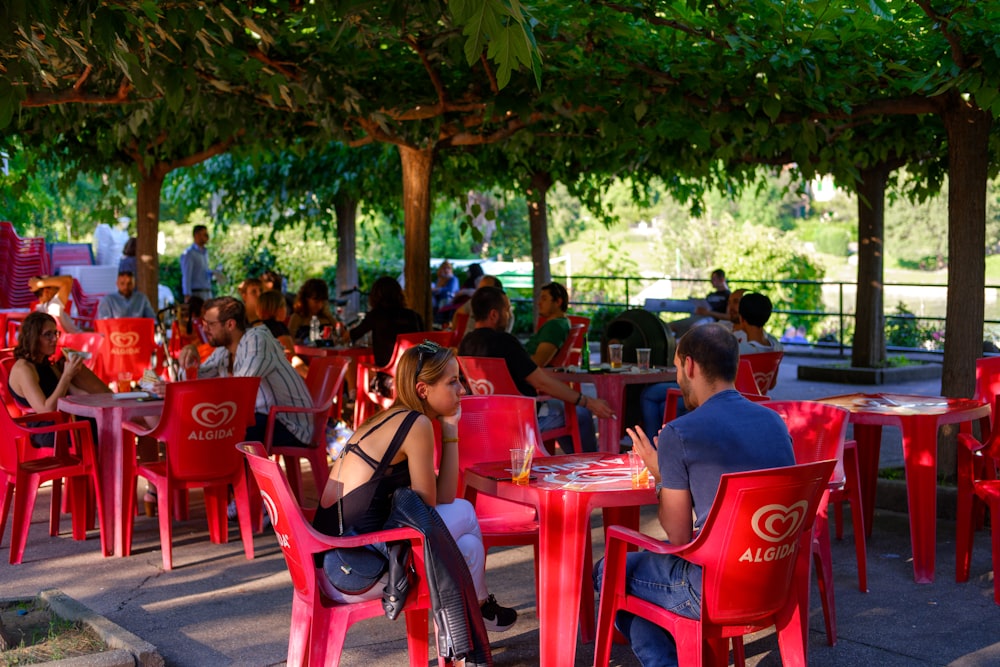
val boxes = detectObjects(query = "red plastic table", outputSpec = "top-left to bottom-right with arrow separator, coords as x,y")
58,393 -> 163,557
547,367 -> 677,453
815,392 -> 989,583
464,453 -> 657,667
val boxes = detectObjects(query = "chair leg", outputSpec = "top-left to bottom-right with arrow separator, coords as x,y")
843,444 -> 869,592
0,479 -> 13,546
10,471 -> 42,564
154,481 -> 174,570
68,475 -> 89,541
204,485 -> 229,545
991,501 -> 1000,605
955,450 -> 977,583
49,477 -> 63,537
404,608 -> 430,667
232,475 -> 254,561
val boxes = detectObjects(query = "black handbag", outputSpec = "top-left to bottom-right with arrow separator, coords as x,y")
322,544 -> 388,595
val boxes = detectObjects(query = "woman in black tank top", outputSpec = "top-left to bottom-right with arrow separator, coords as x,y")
313,340 -> 518,631
7,312 -> 110,415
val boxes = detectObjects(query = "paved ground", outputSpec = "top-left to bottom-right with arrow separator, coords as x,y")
2,352 -> 999,666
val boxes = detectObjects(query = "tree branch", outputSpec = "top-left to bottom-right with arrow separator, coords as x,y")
406,34 -> 449,107
479,52 -> 499,94
913,0 -> 969,69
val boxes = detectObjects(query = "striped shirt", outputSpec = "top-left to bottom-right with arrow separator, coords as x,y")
198,326 -> 313,443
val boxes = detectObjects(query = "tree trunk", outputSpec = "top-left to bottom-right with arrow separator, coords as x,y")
135,165 -> 165,311
852,164 -> 888,368
938,94 -> 992,481
941,96 -> 991,399
334,193 -> 360,322
528,171 -> 553,325
399,144 -> 435,327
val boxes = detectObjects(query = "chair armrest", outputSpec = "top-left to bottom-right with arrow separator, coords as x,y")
605,524 -> 692,558
12,418 -> 96,460
122,419 -> 158,438
15,411 -> 66,425
958,432 -> 987,454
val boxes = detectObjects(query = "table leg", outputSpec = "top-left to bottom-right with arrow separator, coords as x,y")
537,492 -> 590,667
852,424 -> 883,539
95,411 -> 121,557
595,378 -> 627,454
900,415 -> 941,583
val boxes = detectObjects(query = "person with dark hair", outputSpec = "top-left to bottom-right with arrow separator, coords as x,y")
314,340 -> 517,633
450,275 -> 511,338
525,281 -> 570,367
118,237 -> 137,275
97,271 -> 156,320
349,276 -> 424,367
255,290 -> 308,378
459,286 -> 612,452
27,275 -> 80,333
594,323 -> 794,667
177,296 -> 313,448
6,312 -> 110,415
180,224 -> 214,302
669,268 -> 731,336
734,292 -> 783,354
288,278 -> 338,343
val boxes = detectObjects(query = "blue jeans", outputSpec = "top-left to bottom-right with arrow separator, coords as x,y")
537,400 -> 597,453
593,551 -> 703,667
639,383 -> 686,441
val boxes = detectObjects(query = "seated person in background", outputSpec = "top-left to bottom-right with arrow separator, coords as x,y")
118,236 -> 137,275
238,277 -> 263,326
451,275 -> 513,338
255,290 -> 307,378
525,282 -> 570,367
733,292 -> 783,354
7,312 -> 110,415
350,276 -> 424,367
260,268 -> 295,314
27,275 -> 80,333
458,287 -> 613,453
313,341 -> 517,634
177,297 -> 313,448
594,324 -> 794,667
715,288 -> 747,332
97,271 -> 156,320
668,268 -> 731,337
437,263 -> 483,323
431,260 -> 459,324
288,278 -> 339,342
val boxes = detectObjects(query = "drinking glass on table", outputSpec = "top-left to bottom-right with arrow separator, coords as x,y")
117,371 -> 133,392
608,343 -> 623,369
510,446 -> 534,486
636,347 -> 651,371
628,449 -> 650,488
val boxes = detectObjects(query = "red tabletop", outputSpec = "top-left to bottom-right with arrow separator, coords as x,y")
58,393 -> 164,557
815,392 -> 989,583
464,453 -> 656,667
547,367 -> 677,453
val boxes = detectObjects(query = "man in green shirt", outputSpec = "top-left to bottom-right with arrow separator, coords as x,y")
525,282 -> 570,367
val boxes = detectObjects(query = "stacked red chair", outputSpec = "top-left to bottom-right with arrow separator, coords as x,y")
0,222 -> 49,309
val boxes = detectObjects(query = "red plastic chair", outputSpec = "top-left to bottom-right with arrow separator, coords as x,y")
0,403 -> 106,564
94,318 -> 156,386
57,332 -> 105,372
121,376 -> 260,570
763,400 -> 858,647
457,355 -> 582,454
566,315 -> 591,367
741,351 -> 784,393
548,324 -> 585,368
956,393 -> 1000,602
239,441 -> 432,667
355,331 -> 453,426
267,356 -> 350,506
593,460 -> 835,667
0,356 -> 28,417
449,310 -> 470,348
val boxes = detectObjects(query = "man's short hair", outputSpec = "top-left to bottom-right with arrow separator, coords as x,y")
541,282 -> 569,313
711,268 -> 726,280
470,286 -> 506,323
738,293 -> 773,328
192,224 -> 208,236
676,324 -> 738,383
117,270 -> 134,278
204,296 -> 247,331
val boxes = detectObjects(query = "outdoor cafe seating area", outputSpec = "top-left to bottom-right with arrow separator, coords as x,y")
3,226 -> 1000,665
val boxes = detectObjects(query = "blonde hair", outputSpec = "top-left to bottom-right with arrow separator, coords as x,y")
392,344 -> 455,413
257,290 -> 286,320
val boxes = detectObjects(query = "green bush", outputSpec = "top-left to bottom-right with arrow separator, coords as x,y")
814,226 -> 851,256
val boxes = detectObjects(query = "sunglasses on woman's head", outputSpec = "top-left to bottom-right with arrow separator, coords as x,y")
415,340 -> 445,378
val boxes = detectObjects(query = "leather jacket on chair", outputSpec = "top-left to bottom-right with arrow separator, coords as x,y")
386,487 -> 493,667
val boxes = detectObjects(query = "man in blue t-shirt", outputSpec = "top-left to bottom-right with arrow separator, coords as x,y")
594,324 -> 795,667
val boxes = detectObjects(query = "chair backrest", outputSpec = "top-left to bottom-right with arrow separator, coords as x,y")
304,356 -> 351,445
384,331 -> 453,372
742,351 -> 784,393
57,332 -> 105,371
735,359 -> 763,395
684,460 -> 835,626
152,377 -> 260,481
975,357 -> 1000,422
457,356 -> 521,396
456,395 -> 549,520
94,318 -> 156,381
240,441 -> 323,598
566,315 -> 590,366
0,357 -> 25,419
449,310 -> 471,348
548,324 -> 585,368
762,400 -> 848,485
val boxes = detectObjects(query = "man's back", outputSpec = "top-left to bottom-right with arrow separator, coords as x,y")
658,389 -> 794,530
458,328 -> 537,397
